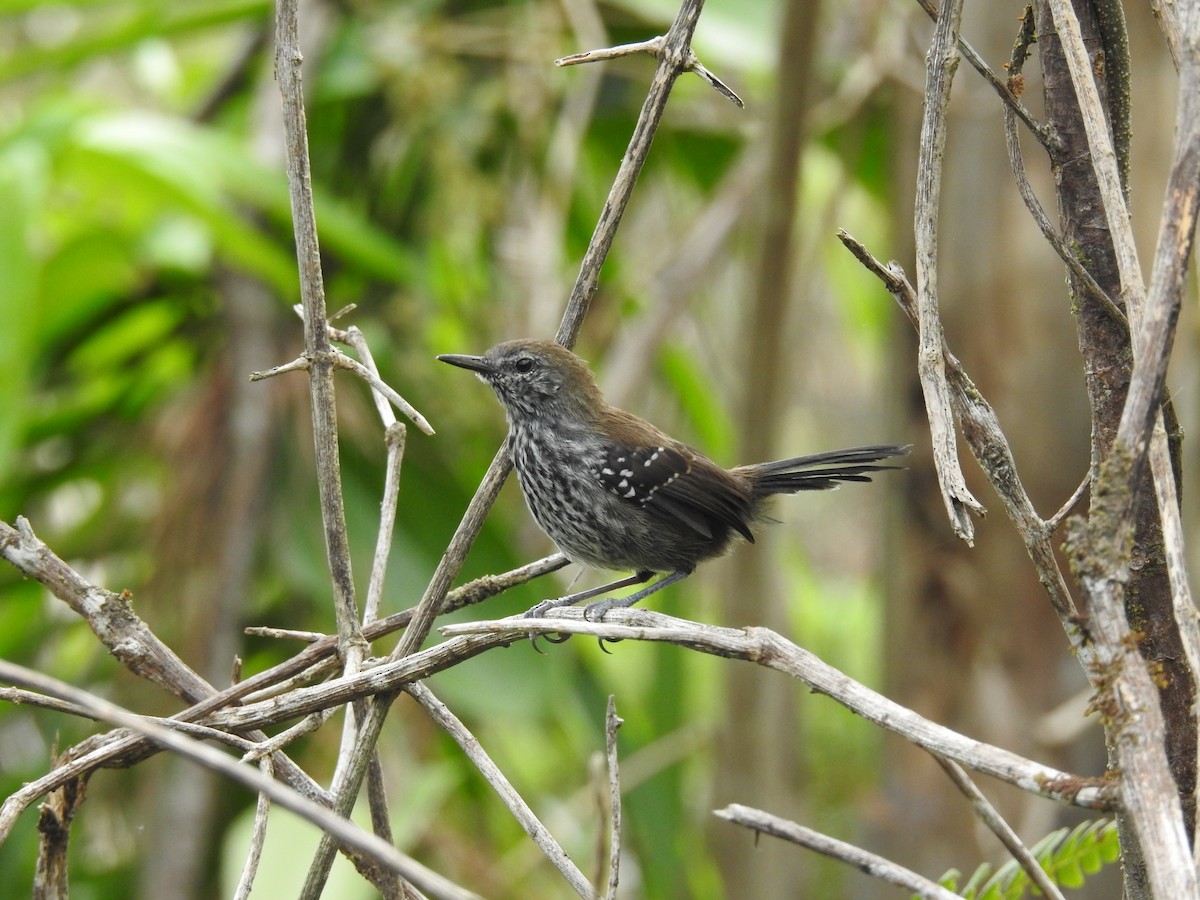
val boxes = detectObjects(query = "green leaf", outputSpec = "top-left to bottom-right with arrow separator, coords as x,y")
0,138 -> 48,479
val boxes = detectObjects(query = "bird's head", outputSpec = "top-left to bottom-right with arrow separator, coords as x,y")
438,339 -> 604,423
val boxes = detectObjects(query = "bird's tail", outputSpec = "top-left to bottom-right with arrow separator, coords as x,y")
741,444 -> 911,497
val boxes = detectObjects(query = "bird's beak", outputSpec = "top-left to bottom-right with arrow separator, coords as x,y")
437,353 -> 494,375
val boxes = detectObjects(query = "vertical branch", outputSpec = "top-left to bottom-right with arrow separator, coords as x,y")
1041,0 -> 1200,893
603,695 -> 623,900
912,0 -> 985,543
273,0 -> 363,654
298,2 -> 719,896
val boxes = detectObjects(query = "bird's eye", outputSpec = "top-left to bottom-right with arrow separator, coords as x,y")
514,356 -> 536,374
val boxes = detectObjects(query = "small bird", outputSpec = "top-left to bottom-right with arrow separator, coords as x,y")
439,339 -> 908,622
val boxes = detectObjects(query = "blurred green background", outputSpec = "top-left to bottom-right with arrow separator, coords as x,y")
0,0 -> 1191,897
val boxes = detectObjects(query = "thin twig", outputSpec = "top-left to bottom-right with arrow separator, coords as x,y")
405,683 -> 593,898
556,35 -> 743,107
232,754 -> 273,900
932,755 -> 1066,900
242,709 -> 336,763
274,0 -> 364,667
1045,474 -> 1091,534
1003,106 -> 1126,327
364,754 -> 410,900
333,352 -> 434,436
365,422 -> 407,624
714,804 -> 960,900
912,0 -> 986,543
327,325 -> 410,888
248,356 -> 310,380
604,696 -> 622,900
836,232 -> 1086,634
912,0 -> 1052,149
243,626 -> 327,642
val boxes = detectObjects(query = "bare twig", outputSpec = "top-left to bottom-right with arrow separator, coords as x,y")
405,683 -> 593,898
1003,101 -> 1126,327
244,626 -> 327,642
932,755 -> 1066,900
232,754 -> 273,900
714,804 -> 960,900
836,232 -> 1086,635
556,35 -> 743,107
367,423 -> 407,624
1045,474 -> 1091,535
912,0 -> 986,543
0,535 -> 564,840
274,0 -> 364,663
249,336 -> 434,437
912,0 -> 1051,149
332,352 -> 434,436
0,660 -> 478,898
2,518 -> 212,703
241,709 -> 336,763
248,355 -> 310,380
0,517 -> 328,802
0,687 -> 99,720
440,610 -> 1113,810
603,696 -> 622,900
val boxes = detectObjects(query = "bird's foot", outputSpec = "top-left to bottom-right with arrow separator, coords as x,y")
583,599 -> 623,650
582,598 -> 617,622
523,598 -> 576,651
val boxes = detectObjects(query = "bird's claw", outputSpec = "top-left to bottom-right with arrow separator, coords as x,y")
583,599 -> 623,649
524,599 -> 571,651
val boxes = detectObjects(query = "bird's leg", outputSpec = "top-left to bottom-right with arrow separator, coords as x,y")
523,570 -> 655,651
524,570 -> 655,618
582,569 -> 691,622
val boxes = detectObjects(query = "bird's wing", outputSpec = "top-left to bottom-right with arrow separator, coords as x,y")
594,439 -> 755,543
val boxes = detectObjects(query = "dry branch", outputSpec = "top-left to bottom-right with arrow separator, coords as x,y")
440,610 -> 1113,810
713,804 -> 960,900
912,0 -> 986,543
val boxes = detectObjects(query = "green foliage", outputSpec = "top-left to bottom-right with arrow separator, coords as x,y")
929,819 -> 1121,900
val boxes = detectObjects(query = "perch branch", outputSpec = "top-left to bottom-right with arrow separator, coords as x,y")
440,610 -> 1113,810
